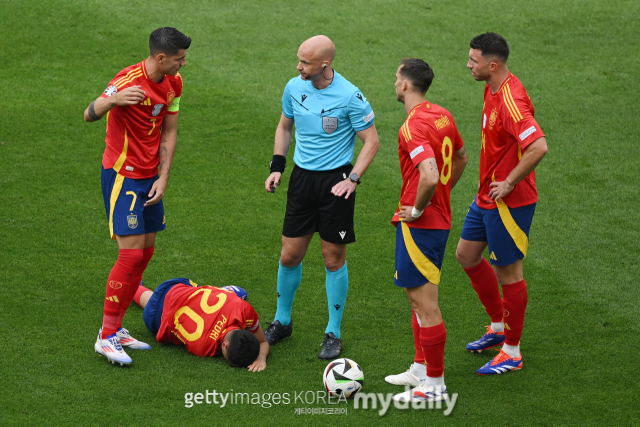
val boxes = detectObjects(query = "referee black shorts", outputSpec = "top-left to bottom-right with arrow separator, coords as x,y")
283,164 -> 356,245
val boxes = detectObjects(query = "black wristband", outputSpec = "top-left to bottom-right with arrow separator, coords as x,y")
270,155 -> 286,174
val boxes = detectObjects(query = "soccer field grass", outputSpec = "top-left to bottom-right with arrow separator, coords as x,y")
1,0 -> 638,425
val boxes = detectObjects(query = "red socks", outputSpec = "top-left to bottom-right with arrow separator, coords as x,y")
502,279 -> 527,345
464,258 -> 503,323
420,321 -> 446,378
116,247 -> 154,328
412,311 -> 425,364
134,285 -> 152,307
101,249 -> 144,338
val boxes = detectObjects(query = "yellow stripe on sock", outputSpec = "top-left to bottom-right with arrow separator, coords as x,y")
400,222 -> 441,285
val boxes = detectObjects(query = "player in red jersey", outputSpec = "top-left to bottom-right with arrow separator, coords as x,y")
385,59 -> 468,403
84,27 -> 191,365
133,278 -> 269,371
456,33 -> 548,375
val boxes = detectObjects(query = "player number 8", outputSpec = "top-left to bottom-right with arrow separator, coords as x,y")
440,136 -> 452,185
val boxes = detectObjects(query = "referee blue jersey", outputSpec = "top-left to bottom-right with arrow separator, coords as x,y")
282,70 -> 375,171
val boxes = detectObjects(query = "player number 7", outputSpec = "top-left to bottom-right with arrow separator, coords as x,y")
148,118 -> 156,136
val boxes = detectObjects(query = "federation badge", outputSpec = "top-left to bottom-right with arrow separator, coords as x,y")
127,214 -> 138,229
104,85 -> 118,96
167,89 -> 175,106
152,104 -> 163,116
489,108 -> 498,128
322,116 -> 338,134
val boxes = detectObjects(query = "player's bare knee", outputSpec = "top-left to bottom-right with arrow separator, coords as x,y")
280,252 -> 302,268
323,257 -> 345,272
456,248 -> 481,268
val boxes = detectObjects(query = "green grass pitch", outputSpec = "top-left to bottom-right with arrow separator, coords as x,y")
1,0 -> 638,425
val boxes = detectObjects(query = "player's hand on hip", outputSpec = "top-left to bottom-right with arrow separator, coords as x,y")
265,172 -> 281,193
145,177 -> 167,206
115,86 -> 146,106
331,178 -> 357,199
398,204 -> 430,222
488,180 -> 514,202
247,359 -> 267,372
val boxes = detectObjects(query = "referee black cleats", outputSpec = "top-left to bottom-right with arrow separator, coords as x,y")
264,320 -> 293,345
318,332 -> 342,360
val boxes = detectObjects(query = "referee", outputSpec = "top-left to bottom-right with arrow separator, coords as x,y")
264,35 -> 380,359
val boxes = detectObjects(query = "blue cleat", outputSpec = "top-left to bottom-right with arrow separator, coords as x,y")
466,326 -> 505,353
476,349 -> 522,375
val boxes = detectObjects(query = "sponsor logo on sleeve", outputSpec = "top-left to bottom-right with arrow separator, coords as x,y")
519,126 -> 537,141
410,146 -> 424,159
104,85 -> 118,96
363,111 -> 375,123
356,93 -> 364,102
483,113 -> 487,129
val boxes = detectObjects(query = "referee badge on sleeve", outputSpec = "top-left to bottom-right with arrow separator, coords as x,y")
322,116 -> 338,134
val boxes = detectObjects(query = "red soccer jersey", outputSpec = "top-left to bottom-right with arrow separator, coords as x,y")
100,60 -> 183,179
156,284 -> 260,357
391,101 -> 464,230
477,73 -> 545,209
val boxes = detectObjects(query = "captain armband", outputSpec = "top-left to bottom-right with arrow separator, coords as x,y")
88,101 -> 101,121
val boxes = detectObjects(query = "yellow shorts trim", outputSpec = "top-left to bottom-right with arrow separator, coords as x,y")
108,173 -> 125,240
496,200 -> 529,257
400,222 -> 442,285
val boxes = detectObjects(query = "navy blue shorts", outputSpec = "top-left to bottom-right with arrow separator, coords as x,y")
101,166 -> 166,239
142,278 -> 196,336
394,222 -> 450,288
460,199 -> 536,266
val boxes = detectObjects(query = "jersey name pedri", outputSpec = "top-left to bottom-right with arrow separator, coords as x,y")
156,284 -> 259,357
100,60 -> 183,179
391,101 -> 464,230
477,73 -> 545,209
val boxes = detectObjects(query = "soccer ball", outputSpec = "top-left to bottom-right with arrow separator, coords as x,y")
323,358 -> 364,398
221,286 -> 248,300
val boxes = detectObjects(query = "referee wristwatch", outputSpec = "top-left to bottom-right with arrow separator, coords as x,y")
349,172 -> 361,185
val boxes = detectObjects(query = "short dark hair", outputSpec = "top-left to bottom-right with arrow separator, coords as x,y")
470,32 -> 509,62
149,27 -> 191,56
226,330 -> 260,368
400,58 -> 434,94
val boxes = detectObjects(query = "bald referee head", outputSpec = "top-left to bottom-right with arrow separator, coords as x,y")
296,35 -> 336,88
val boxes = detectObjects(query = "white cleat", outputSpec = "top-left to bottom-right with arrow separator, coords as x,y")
95,333 -> 132,365
116,327 -> 152,350
384,368 -> 424,387
392,383 -> 449,402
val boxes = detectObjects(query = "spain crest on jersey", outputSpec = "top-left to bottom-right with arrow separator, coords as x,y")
127,214 -> 138,229
167,89 -> 175,106
489,108 -> 498,129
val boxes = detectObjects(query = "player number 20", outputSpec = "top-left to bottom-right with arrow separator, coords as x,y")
440,136 -> 453,185
173,289 -> 228,342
